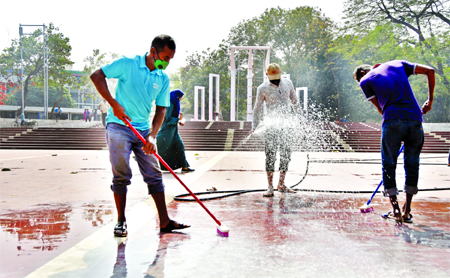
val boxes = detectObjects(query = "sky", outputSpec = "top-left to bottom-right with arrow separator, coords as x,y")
0,0 -> 346,76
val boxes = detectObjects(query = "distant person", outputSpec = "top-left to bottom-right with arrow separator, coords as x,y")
252,63 -> 302,197
354,60 -> 435,223
20,112 -> 25,126
83,109 -> 87,121
156,89 -> 194,172
55,107 -> 62,122
90,34 -> 189,237
98,99 -> 110,127
85,109 -> 91,122
92,108 -> 97,121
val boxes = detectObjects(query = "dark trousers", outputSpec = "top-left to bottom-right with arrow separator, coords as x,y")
102,113 -> 107,127
381,119 -> 424,196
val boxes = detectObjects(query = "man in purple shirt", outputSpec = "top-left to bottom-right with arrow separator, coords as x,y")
354,60 -> 435,222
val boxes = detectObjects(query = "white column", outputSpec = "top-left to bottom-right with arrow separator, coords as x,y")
230,46 -> 270,121
209,74 -> 220,121
246,49 -> 253,121
296,87 -> 308,115
281,74 -> 291,80
194,86 -> 205,121
304,87 -> 308,113
201,86 -> 205,121
194,87 -> 198,120
230,49 -> 236,121
215,75 -> 220,120
263,49 -> 270,116
209,75 -> 213,121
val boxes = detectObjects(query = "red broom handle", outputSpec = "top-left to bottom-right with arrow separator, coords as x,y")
123,119 -> 222,226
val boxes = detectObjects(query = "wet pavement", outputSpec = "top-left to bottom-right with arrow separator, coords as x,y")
0,150 -> 449,277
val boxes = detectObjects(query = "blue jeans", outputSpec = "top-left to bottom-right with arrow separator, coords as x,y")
381,120 -> 424,196
106,123 -> 164,195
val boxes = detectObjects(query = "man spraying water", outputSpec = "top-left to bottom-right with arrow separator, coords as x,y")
252,63 -> 302,197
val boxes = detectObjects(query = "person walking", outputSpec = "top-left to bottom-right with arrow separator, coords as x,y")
156,89 -> 194,172
98,99 -> 110,127
86,109 -> 91,122
20,112 -> 25,127
55,106 -> 62,122
90,34 -> 189,237
92,108 -> 97,121
354,60 -> 435,223
252,63 -> 302,197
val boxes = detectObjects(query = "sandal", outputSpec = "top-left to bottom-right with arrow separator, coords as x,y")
114,221 -> 128,237
402,213 -> 413,223
381,212 -> 403,223
160,220 -> 190,233
277,186 -> 296,194
263,188 -> 274,197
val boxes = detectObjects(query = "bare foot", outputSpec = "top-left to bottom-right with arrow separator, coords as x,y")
277,185 -> 296,194
389,196 -> 403,222
402,203 -> 412,222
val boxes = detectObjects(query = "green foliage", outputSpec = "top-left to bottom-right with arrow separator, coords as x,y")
176,6 -> 338,121
82,49 -> 119,99
178,46 -> 232,119
0,23 -> 77,112
171,2 -> 448,122
5,84 -> 75,107
338,0 -> 450,122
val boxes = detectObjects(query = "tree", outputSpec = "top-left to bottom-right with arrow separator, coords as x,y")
341,0 -> 450,122
178,46 -> 232,119
0,23 -> 76,115
224,7 -> 337,116
83,49 -> 119,102
176,6 -> 338,121
0,81 -> 11,105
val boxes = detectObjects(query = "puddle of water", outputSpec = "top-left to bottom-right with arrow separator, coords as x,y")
141,193 -> 450,277
1,193 -> 449,278
0,202 -> 115,277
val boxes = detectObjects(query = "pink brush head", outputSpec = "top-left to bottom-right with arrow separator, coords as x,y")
217,225 -> 229,237
359,204 -> 374,213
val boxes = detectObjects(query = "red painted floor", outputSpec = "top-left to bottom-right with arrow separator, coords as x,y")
1,150 -> 449,277
1,193 -> 449,277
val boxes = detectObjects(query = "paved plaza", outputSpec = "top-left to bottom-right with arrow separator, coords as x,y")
0,149 -> 449,277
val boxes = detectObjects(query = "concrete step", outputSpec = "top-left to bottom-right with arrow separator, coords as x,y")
1,122 -> 448,153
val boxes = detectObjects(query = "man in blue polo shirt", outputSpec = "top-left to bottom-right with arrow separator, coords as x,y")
90,34 -> 190,236
354,60 -> 435,223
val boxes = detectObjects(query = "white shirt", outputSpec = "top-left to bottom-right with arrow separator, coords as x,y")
98,100 -> 110,113
252,78 -> 301,130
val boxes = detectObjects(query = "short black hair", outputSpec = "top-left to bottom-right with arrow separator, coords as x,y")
353,64 -> 372,83
151,34 -> 176,52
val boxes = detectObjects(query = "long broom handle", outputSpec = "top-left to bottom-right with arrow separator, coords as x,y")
366,144 -> 405,206
123,118 -> 222,227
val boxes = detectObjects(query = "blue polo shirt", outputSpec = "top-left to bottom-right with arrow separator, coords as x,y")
360,60 -> 422,123
102,53 -> 170,131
